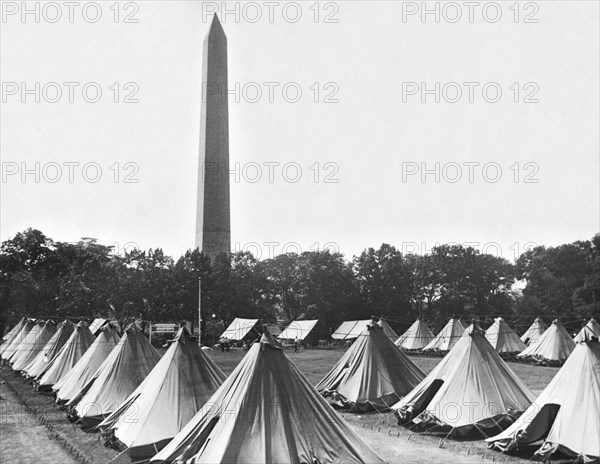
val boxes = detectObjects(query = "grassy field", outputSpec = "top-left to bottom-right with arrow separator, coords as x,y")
1,347 -> 561,464
206,347 -> 559,394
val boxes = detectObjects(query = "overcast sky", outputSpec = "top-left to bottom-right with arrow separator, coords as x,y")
1,1 -> 598,262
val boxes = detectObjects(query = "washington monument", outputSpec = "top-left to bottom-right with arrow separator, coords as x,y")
195,14 -> 231,256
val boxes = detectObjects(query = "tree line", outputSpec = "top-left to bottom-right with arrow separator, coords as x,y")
1,228 -> 598,337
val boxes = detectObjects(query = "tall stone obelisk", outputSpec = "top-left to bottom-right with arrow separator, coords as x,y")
195,14 -> 231,256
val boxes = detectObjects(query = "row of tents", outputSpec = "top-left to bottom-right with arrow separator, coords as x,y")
1,317 -> 385,463
393,316 -> 600,364
317,319 -> 600,462
1,316 -> 599,463
221,315 -> 599,367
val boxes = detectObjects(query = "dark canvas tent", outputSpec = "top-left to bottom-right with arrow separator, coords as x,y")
23,320 -> 74,378
11,320 -> 56,371
68,323 -> 159,428
54,322 -> 120,403
150,332 -> 384,464
395,319 -> 435,350
487,327 -> 600,463
422,318 -> 465,352
392,325 -> 535,437
485,317 -> 527,354
316,321 -> 425,411
0,318 -> 31,360
36,321 -> 95,389
518,319 -> 575,363
520,317 -> 548,346
99,327 -> 226,459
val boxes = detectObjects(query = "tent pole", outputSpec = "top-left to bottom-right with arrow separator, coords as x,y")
198,277 -> 202,346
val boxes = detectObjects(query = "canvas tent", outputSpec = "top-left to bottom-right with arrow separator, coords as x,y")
487,327 -> 600,463
89,318 -> 107,335
574,318 -> 600,342
150,331 -> 385,464
518,319 -> 575,363
68,323 -> 160,428
316,322 -> 425,411
0,318 -> 29,357
378,318 -> 399,341
11,320 -> 56,371
54,322 -> 120,403
395,319 -> 435,350
2,317 -> 26,342
392,325 -> 535,437
219,318 -> 259,341
520,317 -> 548,346
485,317 -> 527,353
1,319 -> 35,361
331,320 -> 371,340
99,328 -> 226,459
278,320 -> 318,341
23,320 -> 74,378
36,321 -> 95,390
422,318 -> 465,352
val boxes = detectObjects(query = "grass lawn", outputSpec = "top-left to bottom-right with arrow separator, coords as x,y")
206,347 -> 559,394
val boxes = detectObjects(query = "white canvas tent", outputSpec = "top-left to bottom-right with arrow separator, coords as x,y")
331,320 -> 371,340
150,331 -> 385,464
393,325 -> 535,437
378,318 -> 399,341
68,323 -> 159,428
1,319 -> 35,361
220,318 -> 259,341
485,317 -> 527,353
574,317 -> 600,342
54,322 -> 120,403
23,320 -> 74,378
2,317 -> 26,342
422,318 -> 465,352
518,319 -> 576,363
36,321 -> 95,390
488,327 -> 600,462
521,317 -> 548,346
395,319 -> 435,350
11,320 -> 56,371
99,328 -> 226,459
278,320 -> 318,340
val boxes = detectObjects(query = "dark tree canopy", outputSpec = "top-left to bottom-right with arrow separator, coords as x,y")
1,228 -> 598,339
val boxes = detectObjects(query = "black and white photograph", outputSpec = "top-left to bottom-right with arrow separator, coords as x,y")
0,1 -> 599,463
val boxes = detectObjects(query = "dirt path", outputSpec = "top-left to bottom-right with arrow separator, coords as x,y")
0,382 -> 78,464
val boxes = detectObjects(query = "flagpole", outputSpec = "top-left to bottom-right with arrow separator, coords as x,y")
198,277 -> 202,346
